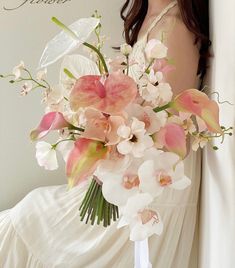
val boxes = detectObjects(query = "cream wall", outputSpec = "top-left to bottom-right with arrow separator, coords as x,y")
0,0 -> 123,210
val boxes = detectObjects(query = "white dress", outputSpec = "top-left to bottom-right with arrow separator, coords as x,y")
0,2 -> 201,267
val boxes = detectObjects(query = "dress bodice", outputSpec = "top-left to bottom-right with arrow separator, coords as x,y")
129,0 -> 177,81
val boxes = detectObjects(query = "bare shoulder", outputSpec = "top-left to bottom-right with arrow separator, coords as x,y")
148,16 -> 200,94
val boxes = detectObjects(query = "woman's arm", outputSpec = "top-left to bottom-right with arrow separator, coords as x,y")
148,17 -> 200,95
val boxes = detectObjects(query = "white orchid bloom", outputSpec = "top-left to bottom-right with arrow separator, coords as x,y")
39,17 -> 100,68
117,117 -> 154,158
56,140 -> 74,162
138,152 -> 191,198
125,103 -> 167,135
117,193 -> 163,241
95,156 -> 141,206
12,61 -> 25,80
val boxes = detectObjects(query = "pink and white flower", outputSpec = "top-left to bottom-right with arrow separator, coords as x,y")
117,117 -> 154,157
126,103 -> 167,135
95,156 -> 141,206
117,193 -> 163,241
12,61 -> 25,80
138,152 -> 191,198
145,39 -> 168,60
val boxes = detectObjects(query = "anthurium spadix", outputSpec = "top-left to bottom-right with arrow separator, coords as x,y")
38,17 -> 100,69
69,72 -> 138,114
172,89 -> 222,133
30,112 -> 71,141
66,138 -> 109,188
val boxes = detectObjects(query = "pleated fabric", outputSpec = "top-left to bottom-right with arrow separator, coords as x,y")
0,149 -> 201,268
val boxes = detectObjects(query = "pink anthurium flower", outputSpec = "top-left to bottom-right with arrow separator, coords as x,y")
66,138 -> 109,188
153,123 -> 187,159
30,112 -> 71,141
69,71 -> 137,115
172,89 -> 222,133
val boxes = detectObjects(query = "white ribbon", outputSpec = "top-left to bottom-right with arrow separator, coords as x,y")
134,238 -> 152,268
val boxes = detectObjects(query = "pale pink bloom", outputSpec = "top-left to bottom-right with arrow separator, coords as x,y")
117,117 -> 153,158
153,59 -> 176,75
172,89 -> 222,133
145,39 -> 168,60
20,81 -> 33,96
125,103 -> 167,135
192,134 -> 208,151
69,71 -> 137,115
109,56 -> 126,72
30,112 -> 71,141
168,113 -> 196,135
138,152 -> 191,198
120,43 -> 133,56
12,61 -> 25,80
153,123 -> 187,158
117,193 -> 163,241
66,138 -> 109,188
36,68 -> 47,81
82,108 -> 125,145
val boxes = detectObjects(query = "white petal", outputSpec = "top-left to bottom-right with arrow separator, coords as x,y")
56,140 -> 74,162
60,54 -> 99,87
117,140 -> 133,155
117,125 -> 131,139
170,176 -> 191,190
102,179 -> 138,206
138,160 -> 164,197
123,193 -> 153,217
39,18 -> 100,68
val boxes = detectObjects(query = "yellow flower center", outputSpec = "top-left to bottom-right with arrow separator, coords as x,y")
159,174 -> 172,187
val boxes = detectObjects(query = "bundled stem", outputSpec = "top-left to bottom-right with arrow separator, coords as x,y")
79,178 -> 119,227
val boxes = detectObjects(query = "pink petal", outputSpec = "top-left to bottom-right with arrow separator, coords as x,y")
154,123 -> 187,159
69,72 -> 137,114
173,89 -> 222,133
82,109 -> 108,142
66,138 -> 109,187
30,112 -> 70,141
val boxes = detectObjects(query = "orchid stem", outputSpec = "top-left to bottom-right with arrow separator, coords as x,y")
153,102 -> 172,113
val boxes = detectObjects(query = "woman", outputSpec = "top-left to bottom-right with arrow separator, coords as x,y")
0,0 -> 210,267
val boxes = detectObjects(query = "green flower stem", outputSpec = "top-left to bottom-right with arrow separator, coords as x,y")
153,102 -> 172,113
52,138 -> 75,149
68,124 -> 85,132
51,17 -> 109,75
79,178 -> 119,227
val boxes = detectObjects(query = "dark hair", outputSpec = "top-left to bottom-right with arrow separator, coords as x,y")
120,0 -> 211,83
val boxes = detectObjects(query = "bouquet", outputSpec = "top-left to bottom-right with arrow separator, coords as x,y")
1,12 -> 232,242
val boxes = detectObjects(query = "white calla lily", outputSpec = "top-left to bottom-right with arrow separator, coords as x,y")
39,17 -> 100,68
60,54 -> 100,93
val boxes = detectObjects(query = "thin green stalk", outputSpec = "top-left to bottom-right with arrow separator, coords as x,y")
52,17 -> 108,75
153,102 -> 172,113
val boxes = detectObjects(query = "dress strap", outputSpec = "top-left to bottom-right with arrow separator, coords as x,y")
146,0 -> 178,36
